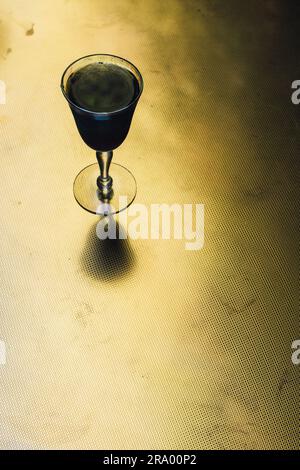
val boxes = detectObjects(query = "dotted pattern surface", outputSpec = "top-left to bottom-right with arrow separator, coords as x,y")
0,0 -> 299,449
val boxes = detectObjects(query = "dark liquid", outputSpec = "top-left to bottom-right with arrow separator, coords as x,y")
66,63 -> 140,151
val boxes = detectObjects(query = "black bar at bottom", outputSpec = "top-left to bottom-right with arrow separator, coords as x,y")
0,450 -> 298,465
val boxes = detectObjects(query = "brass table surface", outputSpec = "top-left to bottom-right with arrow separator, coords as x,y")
0,0 -> 298,449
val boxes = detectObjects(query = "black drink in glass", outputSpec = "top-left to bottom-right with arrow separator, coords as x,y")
66,62 -> 140,151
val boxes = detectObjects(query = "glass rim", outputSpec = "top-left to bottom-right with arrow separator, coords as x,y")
60,53 -> 144,116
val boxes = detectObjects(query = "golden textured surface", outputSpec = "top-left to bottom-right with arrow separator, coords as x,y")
0,0 -> 299,449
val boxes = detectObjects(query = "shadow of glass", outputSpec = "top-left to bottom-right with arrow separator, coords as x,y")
80,220 -> 136,282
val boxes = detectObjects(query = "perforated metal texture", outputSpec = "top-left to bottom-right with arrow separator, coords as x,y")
0,0 -> 298,449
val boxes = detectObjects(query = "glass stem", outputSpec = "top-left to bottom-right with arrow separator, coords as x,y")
96,150 -> 113,199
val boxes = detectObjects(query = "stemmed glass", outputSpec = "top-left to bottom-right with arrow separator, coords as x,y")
61,54 -> 143,215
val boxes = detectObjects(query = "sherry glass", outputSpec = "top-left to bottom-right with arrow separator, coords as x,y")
61,54 -> 143,215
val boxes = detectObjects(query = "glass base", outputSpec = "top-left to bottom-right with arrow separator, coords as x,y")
73,162 -> 137,215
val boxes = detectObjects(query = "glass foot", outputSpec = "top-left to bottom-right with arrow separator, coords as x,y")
73,162 -> 137,215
